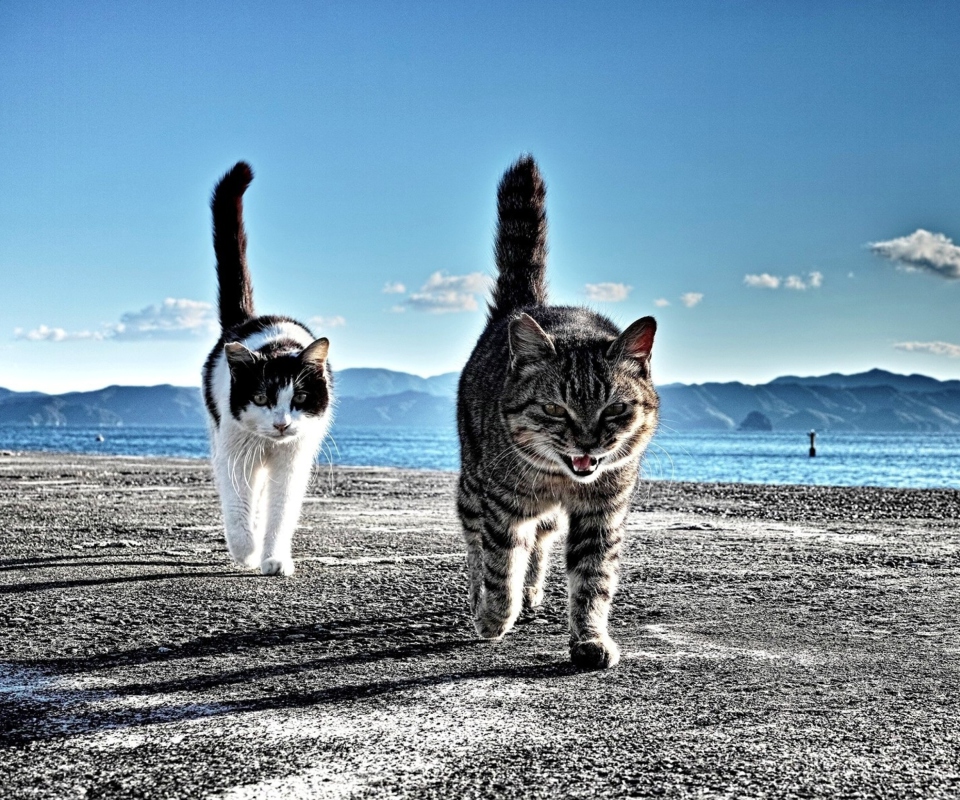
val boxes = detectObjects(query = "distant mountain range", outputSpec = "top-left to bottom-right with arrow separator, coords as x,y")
657,372 -> 960,432
767,369 -> 960,393
0,385 -> 206,427
1,368 -> 959,432
333,368 -> 459,400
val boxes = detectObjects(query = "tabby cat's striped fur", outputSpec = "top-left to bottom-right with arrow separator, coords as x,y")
457,156 -> 659,669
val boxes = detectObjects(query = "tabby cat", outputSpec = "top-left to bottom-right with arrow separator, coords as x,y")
457,156 -> 659,669
202,162 -> 333,577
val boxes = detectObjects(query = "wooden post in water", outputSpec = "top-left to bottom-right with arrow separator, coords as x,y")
808,429 -> 816,458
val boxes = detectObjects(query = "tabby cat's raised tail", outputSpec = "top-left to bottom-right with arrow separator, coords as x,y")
211,161 -> 256,331
488,155 -> 548,322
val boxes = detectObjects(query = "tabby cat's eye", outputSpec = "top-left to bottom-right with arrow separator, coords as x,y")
293,392 -> 308,404
542,403 -> 567,418
604,402 -> 628,417
252,393 -> 269,406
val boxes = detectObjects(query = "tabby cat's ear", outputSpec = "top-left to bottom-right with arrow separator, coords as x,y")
508,313 -> 556,367
302,337 -> 330,369
608,316 -> 656,374
224,342 -> 260,368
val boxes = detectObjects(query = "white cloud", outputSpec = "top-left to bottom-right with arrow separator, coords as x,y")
744,273 -> 781,289
746,271 -> 823,290
112,298 -> 218,340
14,325 -> 104,342
785,271 -> 823,290
654,298 -> 670,307
14,298 -> 218,343
584,282 -> 632,302
404,271 -> 490,313
382,282 -> 406,294
870,229 -> 960,280
308,315 -> 346,330
680,292 -> 703,308
894,341 -> 960,358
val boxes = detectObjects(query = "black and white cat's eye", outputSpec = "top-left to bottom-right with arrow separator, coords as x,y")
542,403 -> 567,418
603,402 -> 628,417
252,393 -> 269,406
293,391 -> 308,405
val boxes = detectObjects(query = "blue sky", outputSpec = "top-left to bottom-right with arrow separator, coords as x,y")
2,1 -> 959,393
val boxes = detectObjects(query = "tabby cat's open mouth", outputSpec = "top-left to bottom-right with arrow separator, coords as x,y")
565,454 -> 600,476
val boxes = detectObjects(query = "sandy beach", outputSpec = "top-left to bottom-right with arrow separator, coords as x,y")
1,451 -> 958,799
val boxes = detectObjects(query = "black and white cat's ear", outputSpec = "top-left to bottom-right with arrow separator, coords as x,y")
301,337 -> 330,369
608,316 -> 656,374
508,313 -> 556,367
224,342 -> 260,368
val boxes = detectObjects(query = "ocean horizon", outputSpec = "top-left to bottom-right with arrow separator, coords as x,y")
1,425 -> 957,490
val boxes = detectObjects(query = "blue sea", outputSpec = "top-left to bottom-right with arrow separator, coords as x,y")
1,425 -> 958,490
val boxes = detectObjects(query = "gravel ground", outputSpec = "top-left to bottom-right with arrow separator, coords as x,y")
1,451 -> 958,799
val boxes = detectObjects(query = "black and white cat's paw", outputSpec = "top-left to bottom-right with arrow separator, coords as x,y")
570,633 -> 621,670
227,545 -> 262,571
260,557 -> 295,577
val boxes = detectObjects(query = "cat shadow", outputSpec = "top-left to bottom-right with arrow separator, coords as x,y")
0,569 -> 239,595
0,553 -> 116,569
3,611 -> 582,747
13,611 -> 463,675
0,556 -> 216,574
2,654 -> 579,748
110,630 -> 481,698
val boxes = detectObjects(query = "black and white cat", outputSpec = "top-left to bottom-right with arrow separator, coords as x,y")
202,162 -> 333,577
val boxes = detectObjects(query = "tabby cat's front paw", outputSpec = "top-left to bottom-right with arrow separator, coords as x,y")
522,585 -> 544,612
570,634 -> 621,670
474,614 -> 514,641
260,557 -> 295,577
517,587 -> 545,624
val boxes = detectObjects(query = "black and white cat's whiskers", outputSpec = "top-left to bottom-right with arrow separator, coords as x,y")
202,161 -> 334,577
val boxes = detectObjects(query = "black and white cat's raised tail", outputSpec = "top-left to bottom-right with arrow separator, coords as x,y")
202,161 -> 333,577
457,155 -> 659,669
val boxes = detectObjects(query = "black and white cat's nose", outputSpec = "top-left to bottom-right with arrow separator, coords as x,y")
274,422 -> 290,433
